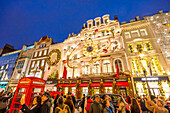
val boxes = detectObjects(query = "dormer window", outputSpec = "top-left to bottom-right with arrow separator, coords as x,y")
89,24 -> 91,29
96,21 -> 100,27
105,19 -> 108,25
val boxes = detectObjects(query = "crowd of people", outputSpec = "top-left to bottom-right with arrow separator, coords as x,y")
0,89 -> 170,113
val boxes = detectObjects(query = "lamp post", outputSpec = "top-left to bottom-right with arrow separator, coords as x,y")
139,54 -> 152,97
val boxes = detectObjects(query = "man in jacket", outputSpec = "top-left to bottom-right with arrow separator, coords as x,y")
89,95 -> 102,113
145,97 -> 168,113
40,92 -> 51,113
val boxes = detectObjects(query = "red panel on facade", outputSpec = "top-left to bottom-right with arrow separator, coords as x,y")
61,84 -> 69,87
91,82 -> 100,87
79,83 -> 89,87
103,82 -> 113,87
68,83 -> 76,87
117,81 -> 129,87
56,84 -> 62,87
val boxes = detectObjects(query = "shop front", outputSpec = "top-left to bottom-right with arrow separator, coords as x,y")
45,80 -> 57,91
68,80 -> 77,96
134,76 -> 170,99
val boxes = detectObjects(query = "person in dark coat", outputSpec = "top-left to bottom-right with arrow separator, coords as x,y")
53,94 -> 60,113
141,95 -> 149,113
89,95 -> 102,113
70,93 -> 76,106
39,92 -> 51,113
131,98 -> 142,113
64,95 -> 75,113
81,94 -> 85,113
20,96 -> 41,113
55,96 -> 71,113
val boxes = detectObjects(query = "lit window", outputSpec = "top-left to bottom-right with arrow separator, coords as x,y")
131,59 -> 140,76
145,41 -> 152,50
115,59 -> 123,72
36,61 -> 40,67
136,42 -> 143,53
103,61 -> 111,73
34,52 -> 38,57
140,29 -> 148,36
39,51 -> 42,56
125,32 -> 131,39
31,61 -> 35,68
131,30 -> 139,38
128,44 -> 134,53
44,50 -> 47,55
41,60 -> 45,67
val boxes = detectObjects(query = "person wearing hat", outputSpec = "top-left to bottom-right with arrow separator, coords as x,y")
145,97 -> 168,113
89,95 -> 102,113
40,92 -> 51,113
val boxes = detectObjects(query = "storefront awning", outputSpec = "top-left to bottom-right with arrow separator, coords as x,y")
61,84 -> 69,87
56,84 -> 62,87
91,82 -> 100,87
117,81 -> 129,87
79,83 -> 89,87
68,83 -> 76,87
103,82 -> 113,87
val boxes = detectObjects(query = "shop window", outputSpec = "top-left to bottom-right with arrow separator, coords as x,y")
136,42 -> 143,53
83,87 -> 88,96
103,61 -> 111,73
140,29 -> 148,36
105,87 -> 112,94
43,50 -> 47,55
145,41 -> 152,50
34,52 -> 38,57
16,61 -> 25,69
131,30 -> 139,38
93,62 -> 100,74
128,44 -> 134,53
131,59 -> 141,76
125,32 -> 131,39
115,59 -> 123,72
39,51 -> 42,56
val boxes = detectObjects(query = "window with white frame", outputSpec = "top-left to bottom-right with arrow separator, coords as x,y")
34,52 -> 38,57
41,60 -> 45,67
131,30 -> 139,38
39,51 -> 42,56
115,59 -> 123,72
44,50 -> 47,55
83,65 -> 90,74
36,61 -> 40,67
93,62 -> 100,74
140,29 -> 148,36
124,32 -> 131,39
103,60 -> 111,73
31,61 -> 35,68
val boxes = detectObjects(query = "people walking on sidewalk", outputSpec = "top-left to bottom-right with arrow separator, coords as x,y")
89,95 -> 102,113
40,92 -> 51,113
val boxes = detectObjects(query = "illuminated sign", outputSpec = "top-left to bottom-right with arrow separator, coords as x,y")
20,81 -> 30,84
141,77 -> 159,81
33,81 -> 44,85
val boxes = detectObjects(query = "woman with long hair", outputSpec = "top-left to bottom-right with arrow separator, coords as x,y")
64,95 -> 75,113
53,94 -> 60,112
116,97 -> 127,113
103,99 -> 114,113
20,95 -> 41,113
131,98 -> 142,113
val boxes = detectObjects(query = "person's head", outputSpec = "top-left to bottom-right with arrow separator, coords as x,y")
58,96 -> 64,105
83,94 -> 85,98
143,95 -> 146,99
131,98 -> 140,112
33,96 -> 41,106
66,95 -> 72,101
137,97 -> 141,102
157,99 -> 164,107
103,99 -> 110,108
41,92 -> 51,102
56,94 -> 60,99
95,95 -> 100,103
87,96 -> 91,100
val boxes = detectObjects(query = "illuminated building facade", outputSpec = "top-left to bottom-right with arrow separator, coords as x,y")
121,17 -> 170,98
143,10 -> 170,68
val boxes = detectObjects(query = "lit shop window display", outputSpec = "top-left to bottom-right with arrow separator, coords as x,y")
146,82 -> 161,96
72,87 -> 76,96
64,87 -> 68,95
83,87 -> 88,96
136,82 -> 145,96
162,81 -> 170,99
105,87 -> 112,94
92,87 -> 99,95
45,87 -> 57,91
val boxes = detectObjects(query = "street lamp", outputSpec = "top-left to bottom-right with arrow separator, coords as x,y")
139,54 -> 152,97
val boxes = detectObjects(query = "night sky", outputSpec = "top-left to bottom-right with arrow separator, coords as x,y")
0,0 -> 169,50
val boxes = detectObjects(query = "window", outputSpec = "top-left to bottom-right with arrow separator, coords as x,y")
103,61 -> 111,73
39,45 -> 42,48
96,22 -> 99,27
83,65 -> 90,74
93,62 -> 100,74
42,44 -> 46,48
145,41 -> 152,50
41,60 -> 45,67
115,59 -> 123,72
16,71 -> 21,79
105,19 -> 108,25
16,61 -> 25,69
36,61 -> 40,67
131,30 -> 139,38
34,52 -> 38,57
44,50 -> 47,55
128,44 -> 134,53
101,31 -> 105,36
125,32 -> 131,39
140,29 -> 148,36
31,61 -> 35,68
131,59 -> 140,75
39,51 -> 42,56
136,42 -> 143,53
89,24 -> 91,29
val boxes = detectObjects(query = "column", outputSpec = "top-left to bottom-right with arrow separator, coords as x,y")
128,78 -> 134,97
90,63 -> 93,74
100,79 -> 104,94
110,58 -> 113,73
100,60 -> 103,74
113,78 -> 117,94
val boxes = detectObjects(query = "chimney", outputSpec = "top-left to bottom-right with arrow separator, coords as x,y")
114,15 -> 118,20
158,10 -> 163,14
83,23 -> 87,28
69,34 -> 71,37
135,16 -> 140,21
121,21 -> 127,25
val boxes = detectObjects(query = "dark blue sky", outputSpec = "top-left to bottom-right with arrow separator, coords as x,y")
0,0 -> 169,49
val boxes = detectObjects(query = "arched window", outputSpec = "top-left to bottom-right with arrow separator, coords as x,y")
115,59 -> 123,72
103,60 -> 111,73
93,61 -> 100,74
